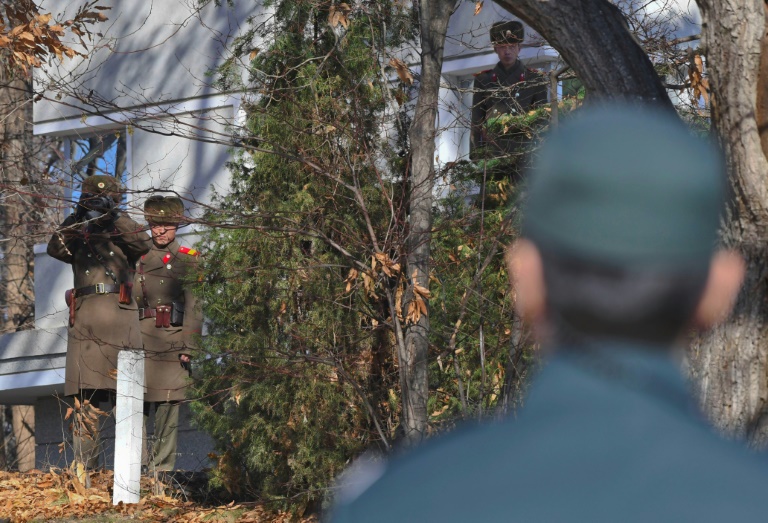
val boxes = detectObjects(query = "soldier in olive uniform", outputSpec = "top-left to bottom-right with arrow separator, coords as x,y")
471,20 -> 548,160
47,175 -> 150,470
135,195 -> 203,472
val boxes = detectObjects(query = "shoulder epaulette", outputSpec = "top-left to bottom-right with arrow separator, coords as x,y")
178,246 -> 199,256
474,69 -> 493,77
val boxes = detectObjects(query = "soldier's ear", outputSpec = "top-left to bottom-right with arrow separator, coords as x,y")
505,239 -> 546,324
692,250 -> 745,329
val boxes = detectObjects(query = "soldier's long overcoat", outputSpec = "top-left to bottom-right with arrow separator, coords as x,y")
135,239 -> 203,402
471,59 -> 548,156
47,213 -> 150,396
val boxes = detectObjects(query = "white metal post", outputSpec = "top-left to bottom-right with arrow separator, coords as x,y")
113,349 -> 144,505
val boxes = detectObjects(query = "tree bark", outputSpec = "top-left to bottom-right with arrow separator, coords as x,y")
687,0 -> 768,445
401,0 -> 455,445
0,71 -> 38,472
495,0 -> 673,109
0,74 -> 36,333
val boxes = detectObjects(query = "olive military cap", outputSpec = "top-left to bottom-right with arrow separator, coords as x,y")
520,104 -> 726,269
81,175 -> 124,200
490,21 -> 524,45
144,195 -> 185,226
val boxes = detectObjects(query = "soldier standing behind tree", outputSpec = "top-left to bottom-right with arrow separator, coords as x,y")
471,20 -> 548,162
135,195 -> 203,474
47,175 -> 150,472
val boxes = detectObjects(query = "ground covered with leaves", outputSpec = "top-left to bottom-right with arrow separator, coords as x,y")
0,470 -> 318,522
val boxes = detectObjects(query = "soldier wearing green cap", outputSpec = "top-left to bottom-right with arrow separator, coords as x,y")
329,105 -> 768,522
135,195 -> 203,474
471,20 -> 548,161
47,175 -> 150,471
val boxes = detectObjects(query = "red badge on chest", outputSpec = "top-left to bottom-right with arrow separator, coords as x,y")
162,253 -> 172,264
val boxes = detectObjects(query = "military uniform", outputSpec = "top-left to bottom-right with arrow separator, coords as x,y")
331,345 -> 768,522
136,196 -> 203,471
46,175 -> 150,468
471,20 -> 548,160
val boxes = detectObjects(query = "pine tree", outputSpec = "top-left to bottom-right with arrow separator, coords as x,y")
190,0 -> 416,511
190,0 -> 539,511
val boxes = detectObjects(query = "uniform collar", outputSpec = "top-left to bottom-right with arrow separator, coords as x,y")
495,59 -> 523,77
530,341 -> 696,418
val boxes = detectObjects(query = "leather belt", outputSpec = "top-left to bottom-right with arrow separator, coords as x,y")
75,283 -> 120,297
138,307 -> 157,320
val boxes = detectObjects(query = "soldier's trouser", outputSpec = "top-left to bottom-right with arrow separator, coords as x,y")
143,401 -> 180,472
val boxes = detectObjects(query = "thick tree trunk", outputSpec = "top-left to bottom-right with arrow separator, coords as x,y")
688,0 -> 768,445
401,0 -> 454,445
0,75 -> 36,333
496,0 -> 673,109
0,73 -> 37,470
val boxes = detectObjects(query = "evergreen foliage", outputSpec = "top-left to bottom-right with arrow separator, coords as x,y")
191,0 -> 416,511
190,0 -> 541,512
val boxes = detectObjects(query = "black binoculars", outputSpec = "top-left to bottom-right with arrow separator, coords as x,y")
76,193 -> 117,221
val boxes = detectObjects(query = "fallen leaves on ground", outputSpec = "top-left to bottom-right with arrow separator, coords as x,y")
0,469 -> 318,523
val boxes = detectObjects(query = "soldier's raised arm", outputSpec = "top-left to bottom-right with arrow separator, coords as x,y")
47,214 -> 80,264
112,213 -> 151,260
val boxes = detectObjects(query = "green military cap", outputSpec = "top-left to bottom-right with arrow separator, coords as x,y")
490,20 -> 524,45
81,175 -> 124,200
144,195 -> 185,226
520,104 -> 726,269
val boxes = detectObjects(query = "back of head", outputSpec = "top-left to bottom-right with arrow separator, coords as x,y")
520,104 -> 726,344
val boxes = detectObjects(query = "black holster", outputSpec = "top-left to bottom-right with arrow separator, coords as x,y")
170,301 -> 185,327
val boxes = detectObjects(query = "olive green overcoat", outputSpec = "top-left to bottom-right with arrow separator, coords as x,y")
471,59 -> 548,157
134,239 -> 203,402
47,213 -> 150,396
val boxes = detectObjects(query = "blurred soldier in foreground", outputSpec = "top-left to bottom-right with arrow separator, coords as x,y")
47,175 -> 150,471
471,20 -> 548,160
329,105 -> 768,522
136,195 -> 203,473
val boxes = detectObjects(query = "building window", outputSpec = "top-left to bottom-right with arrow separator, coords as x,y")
48,130 -> 130,216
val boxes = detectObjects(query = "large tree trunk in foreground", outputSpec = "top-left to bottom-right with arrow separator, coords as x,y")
688,0 -> 768,446
0,75 -> 36,334
496,0 -> 673,109
0,72 -> 37,470
401,0 -> 454,445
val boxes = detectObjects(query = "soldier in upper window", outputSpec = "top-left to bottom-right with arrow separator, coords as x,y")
471,20 -> 548,160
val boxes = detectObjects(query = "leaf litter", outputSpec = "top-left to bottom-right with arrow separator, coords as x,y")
0,469 -> 318,522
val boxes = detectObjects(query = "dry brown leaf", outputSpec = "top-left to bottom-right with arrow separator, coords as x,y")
689,53 -> 710,106
328,3 -> 352,29
249,48 -> 260,60
344,268 -> 359,293
389,57 -> 413,85
474,1 -> 484,15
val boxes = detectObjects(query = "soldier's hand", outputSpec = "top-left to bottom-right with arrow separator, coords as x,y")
179,353 -> 192,374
